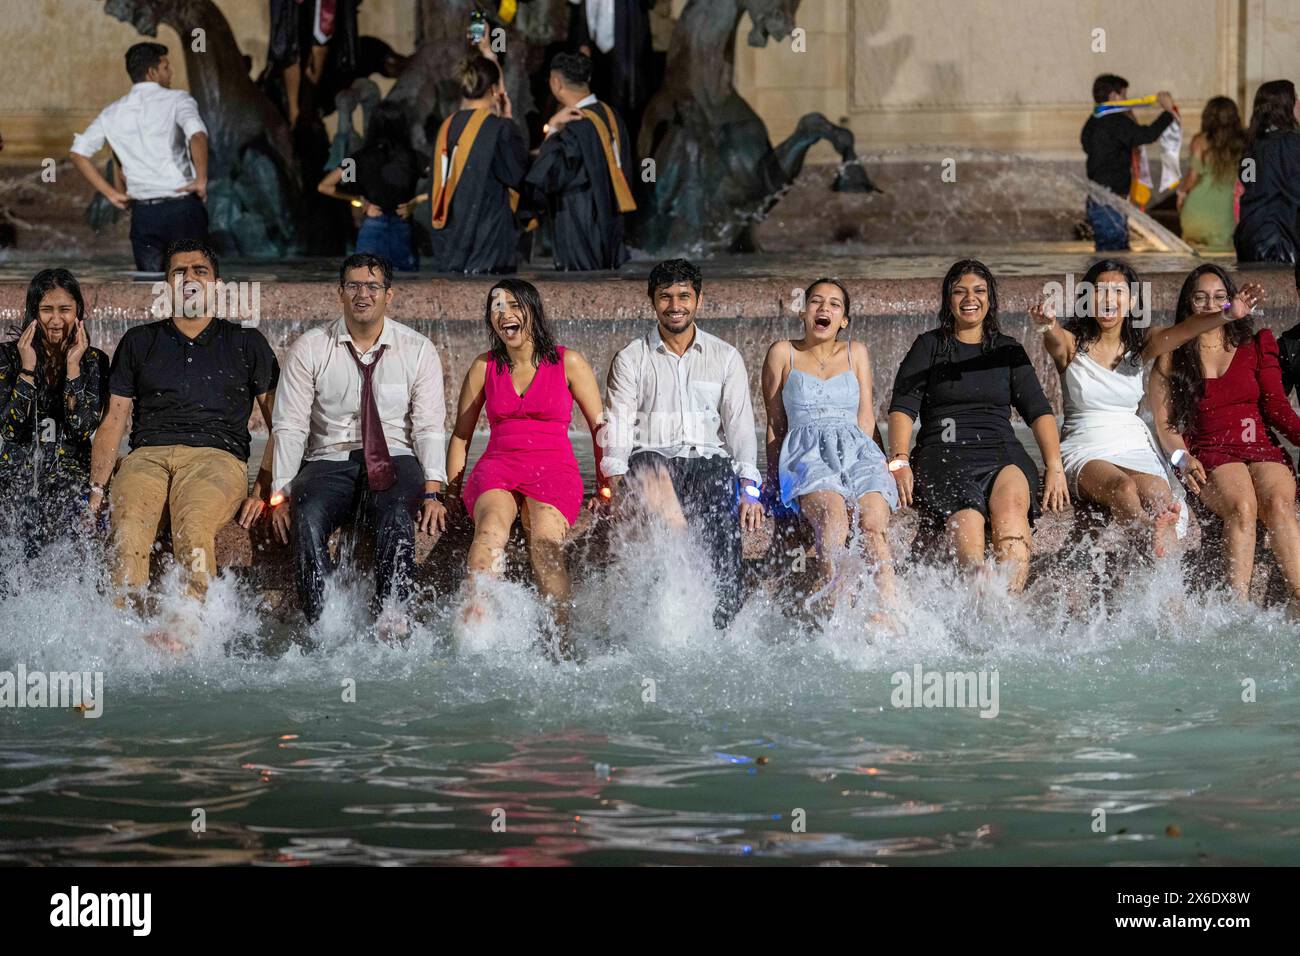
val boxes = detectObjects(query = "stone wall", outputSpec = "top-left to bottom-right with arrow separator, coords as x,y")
0,0 -> 1295,166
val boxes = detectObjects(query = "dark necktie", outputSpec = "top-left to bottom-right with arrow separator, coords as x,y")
344,341 -> 396,492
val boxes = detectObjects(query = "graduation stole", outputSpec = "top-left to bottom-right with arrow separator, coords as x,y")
579,103 -> 638,213
430,108 -> 518,230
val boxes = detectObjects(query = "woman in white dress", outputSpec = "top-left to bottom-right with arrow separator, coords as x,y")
1029,258 -> 1258,557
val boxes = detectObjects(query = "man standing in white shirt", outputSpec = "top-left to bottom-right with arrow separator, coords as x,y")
600,258 -> 764,628
69,42 -> 210,273
270,254 -> 449,640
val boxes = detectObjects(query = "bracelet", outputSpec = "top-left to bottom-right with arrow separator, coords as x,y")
1170,449 -> 1188,470
741,484 -> 761,500
89,482 -> 106,497
888,458 -> 909,473
423,491 -> 445,502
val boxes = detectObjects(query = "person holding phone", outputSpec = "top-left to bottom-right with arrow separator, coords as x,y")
0,269 -> 109,557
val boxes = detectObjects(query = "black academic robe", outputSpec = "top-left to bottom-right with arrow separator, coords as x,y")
429,111 -> 529,274
525,100 -> 633,271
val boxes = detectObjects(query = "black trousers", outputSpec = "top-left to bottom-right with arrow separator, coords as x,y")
129,195 -> 209,272
289,451 -> 423,623
626,451 -> 743,629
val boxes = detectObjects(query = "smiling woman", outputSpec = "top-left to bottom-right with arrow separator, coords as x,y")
447,278 -> 606,652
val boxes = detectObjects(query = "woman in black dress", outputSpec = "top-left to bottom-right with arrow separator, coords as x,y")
1234,79 -> 1300,264
0,268 -> 109,556
887,259 -> 1068,591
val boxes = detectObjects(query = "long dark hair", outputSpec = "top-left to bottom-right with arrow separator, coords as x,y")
1200,95 -> 1246,181
19,268 -> 86,388
938,258 -> 1001,351
1244,79 -> 1298,150
1166,264 -> 1254,431
1065,258 -> 1146,367
484,278 -> 560,371
363,101 -> 413,154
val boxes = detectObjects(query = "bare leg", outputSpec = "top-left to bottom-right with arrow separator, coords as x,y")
463,490 -> 518,622
856,491 -> 897,608
519,497 -> 574,636
283,62 -> 302,127
1249,461 -> 1300,611
1129,471 -> 1180,559
945,508 -> 987,574
1198,462 -> 1257,601
797,490 -> 850,612
988,465 -> 1032,592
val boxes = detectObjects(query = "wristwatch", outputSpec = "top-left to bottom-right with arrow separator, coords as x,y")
423,491 -> 446,502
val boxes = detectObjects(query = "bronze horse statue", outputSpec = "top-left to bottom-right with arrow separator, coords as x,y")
636,0 -> 877,254
99,0 -> 300,257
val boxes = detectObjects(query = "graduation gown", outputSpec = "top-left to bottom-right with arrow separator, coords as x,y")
428,109 -> 529,274
525,100 -> 635,271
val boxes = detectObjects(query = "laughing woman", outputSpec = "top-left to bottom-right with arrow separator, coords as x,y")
445,279 -> 604,646
761,278 -> 899,613
1149,264 -> 1300,609
0,269 -> 109,556
887,259 -> 1068,591
1029,259 -> 1261,558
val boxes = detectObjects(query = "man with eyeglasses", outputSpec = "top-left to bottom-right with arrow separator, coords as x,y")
270,253 -> 448,641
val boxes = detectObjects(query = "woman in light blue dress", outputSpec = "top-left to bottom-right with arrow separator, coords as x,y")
761,278 -> 900,612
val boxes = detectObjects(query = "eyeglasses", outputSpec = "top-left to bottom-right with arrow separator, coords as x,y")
1191,292 -> 1230,307
343,281 -> 386,296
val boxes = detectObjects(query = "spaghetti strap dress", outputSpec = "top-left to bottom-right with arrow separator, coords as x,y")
1059,350 -> 1188,537
778,342 -> 898,511
462,346 -> 584,525
1184,328 -> 1300,472
888,329 -> 1052,529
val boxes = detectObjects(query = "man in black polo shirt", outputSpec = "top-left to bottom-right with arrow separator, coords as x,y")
88,239 -> 278,635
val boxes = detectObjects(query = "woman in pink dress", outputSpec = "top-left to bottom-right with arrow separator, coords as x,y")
446,279 -> 604,641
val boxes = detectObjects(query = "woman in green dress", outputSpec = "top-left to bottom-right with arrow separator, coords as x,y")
1177,96 -> 1244,251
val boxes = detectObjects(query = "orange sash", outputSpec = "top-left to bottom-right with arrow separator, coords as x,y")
579,103 -> 637,214
430,108 -> 519,229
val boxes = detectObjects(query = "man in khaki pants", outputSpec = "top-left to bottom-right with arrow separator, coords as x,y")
88,239 -> 279,648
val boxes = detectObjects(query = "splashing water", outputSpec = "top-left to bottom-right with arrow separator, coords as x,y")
1,488 -> 1297,866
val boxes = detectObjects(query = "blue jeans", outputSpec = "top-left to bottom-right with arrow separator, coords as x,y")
356,213 -> 416,271
1086,196 -> 1129,252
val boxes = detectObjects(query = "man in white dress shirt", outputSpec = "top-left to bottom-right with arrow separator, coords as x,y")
600,258 -> 764,628
270,254 -> 449,638
69,42 -> 210,273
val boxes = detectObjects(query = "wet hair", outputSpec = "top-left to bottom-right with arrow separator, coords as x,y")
1199,96 -> 1246,181
937,258 -> 1001,351
457,55 -> 501,101
647,259 -> 702,299
1065,258 -> 1146,367
126,42 -> 169,83
1244,79 -> 1298,149
163,238 -> 220,278
339,252 -> 392,288
551,52 -> 593,88
20,268 -> 86,386
1165,264 -> 1253,431
1092,74 -> 1128,103
484,278 -> 560,371
803,277 -> 851,329
363,101 -> 413,153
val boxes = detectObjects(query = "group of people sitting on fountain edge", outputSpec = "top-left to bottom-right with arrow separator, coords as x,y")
3,241 -> 1300,652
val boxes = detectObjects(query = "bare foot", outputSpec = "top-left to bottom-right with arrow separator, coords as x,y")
375,609 -> 410,645
460,596 -> 488,626
1153,502 -> 1181,559
142,628 -> 187,654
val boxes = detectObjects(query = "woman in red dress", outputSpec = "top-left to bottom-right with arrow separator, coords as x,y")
446,279 -> 605,643
1150,264 -> 1300,609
